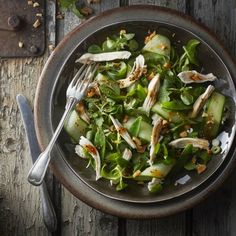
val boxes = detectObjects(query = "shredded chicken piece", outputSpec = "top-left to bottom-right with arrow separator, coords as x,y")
79,136 -> 101,180
142,74 -> 161,113
178,70 -> 217,84
75,102 -> 90,124
109,115 -> 136,149
169,138 -> 209,150
190,85 -> 215,118
117,55 -> 146,88
149,118 -> 163,165
76,51 -> 131,63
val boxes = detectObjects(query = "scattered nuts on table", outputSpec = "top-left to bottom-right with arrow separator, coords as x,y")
33,19 -> 41,28
18,41 -> 24,48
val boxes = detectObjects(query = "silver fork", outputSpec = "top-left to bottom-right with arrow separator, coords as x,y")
27,63 -> 98,186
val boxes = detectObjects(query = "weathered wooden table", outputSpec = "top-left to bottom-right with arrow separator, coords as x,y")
1,1 -> 236,235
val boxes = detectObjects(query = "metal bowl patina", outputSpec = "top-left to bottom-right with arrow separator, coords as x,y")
34,5 -> 236,218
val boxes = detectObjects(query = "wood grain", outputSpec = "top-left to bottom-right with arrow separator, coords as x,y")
0,48 -> 49,236
0,1 -> 57,235
59,2 -> 120,236
190,1 -> 236,235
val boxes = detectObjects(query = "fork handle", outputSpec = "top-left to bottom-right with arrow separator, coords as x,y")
27,98 -> 76,186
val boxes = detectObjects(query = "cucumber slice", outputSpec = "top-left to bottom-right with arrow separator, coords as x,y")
151,103 -> 184,123
143,34 -> 170,57
124,117 -> 152,142
140,163 -> 175,178
139,121 -> 152,142
64,110 -> 88,143
203,92 -> 225,139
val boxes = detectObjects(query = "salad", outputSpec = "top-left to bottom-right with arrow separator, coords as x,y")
64,30 -> 227,193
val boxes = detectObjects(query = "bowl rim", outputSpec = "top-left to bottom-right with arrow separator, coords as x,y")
34,5 -> 236,218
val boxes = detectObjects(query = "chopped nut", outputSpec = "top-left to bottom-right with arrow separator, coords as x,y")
120,29 -> 126,35
196,164 -> 206,174
75,102 -> 85,113
33,2 -> 40,7
86,87 -> 96,97
133,170 -> 141,178
56,14 -> 64,20
162,120 -> 168,126
33,19 -> 41,28
179,131 -> 188,138
123,115 -> 129,123
28,0 -> 33,6
160,44 -> 168,50
144,31 -> 156,44
132,137 -> 142,147
191,156 -> 196,164
172,33 -> 176,38
80,6 -> 93,16
137,144 -> 147,153
18,41 -> 24,48
163,62 -> 171,69
48,44 -> 55,51
36,13 -> 43,17
147,71 -> 155,80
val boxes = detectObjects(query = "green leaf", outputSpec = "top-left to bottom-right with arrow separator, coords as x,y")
94,128 -> 106,158
170,144 -> 193,176
161,100 -> 192,111
148,181 -> 163,193
128,39 -> 139,51
143,52 -> 168,65
71,4 -> 84,19
59,0 -> 75,8
123,33 -> 135,40
184,161 -> 196,170
101,165 -> 122,180
95,116 -> 104,127
181,91 -> 194,105
129,116 -> 142,137
106,62 -> 127,80
102,38 -> 116,52
184,39 -> 200,66
116,178 -> 128,191
88,44 -> 103,54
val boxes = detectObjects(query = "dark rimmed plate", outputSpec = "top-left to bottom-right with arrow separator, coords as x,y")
34,5 -> 236,217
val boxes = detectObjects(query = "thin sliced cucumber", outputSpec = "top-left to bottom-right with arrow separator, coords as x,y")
124,117 -> 152,142
64,110 -> 88,143
143,34 -> 170,57
152,103 -> 184,123
140,162 -> 175,178
203,92 -> 225,139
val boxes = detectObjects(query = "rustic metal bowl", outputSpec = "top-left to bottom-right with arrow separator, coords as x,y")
34,5 -> 236,218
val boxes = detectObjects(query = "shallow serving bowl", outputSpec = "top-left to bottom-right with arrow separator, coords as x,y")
34,5 -> 236,218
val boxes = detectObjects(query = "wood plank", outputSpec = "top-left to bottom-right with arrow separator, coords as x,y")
190,1 -> 236,236
128,0 -> 186,11
59,2 -> 120,236
125,1 -> 188,236
0,1 -> 57,235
